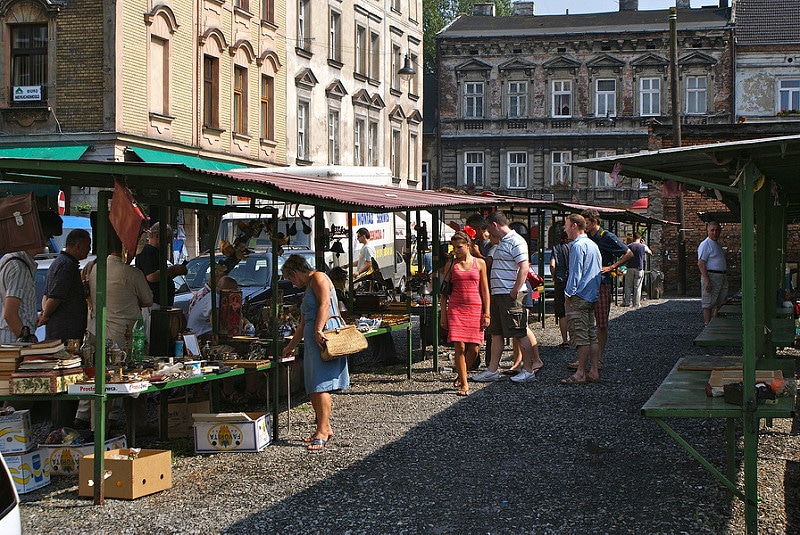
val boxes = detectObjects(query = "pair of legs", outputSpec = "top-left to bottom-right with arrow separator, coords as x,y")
307,391 -> 334,451
484,293 -> 542,375
508,328 -> 544,372
623,268 -> 645,307
453,341 -> 480,395
562,296 -> 601,384
570,284 -> 610,368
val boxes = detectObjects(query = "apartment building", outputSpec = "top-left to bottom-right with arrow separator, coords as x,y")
433,0 -> 734,208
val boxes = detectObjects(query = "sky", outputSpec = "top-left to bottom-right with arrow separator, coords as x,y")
532,0 -> 720,15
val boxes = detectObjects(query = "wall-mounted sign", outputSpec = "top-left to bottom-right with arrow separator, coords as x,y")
13,86 -> 41,102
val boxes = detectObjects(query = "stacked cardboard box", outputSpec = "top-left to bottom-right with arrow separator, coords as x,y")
0,345 -> 20,395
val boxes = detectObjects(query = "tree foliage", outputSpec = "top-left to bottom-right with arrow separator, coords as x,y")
423,0 -> 512,74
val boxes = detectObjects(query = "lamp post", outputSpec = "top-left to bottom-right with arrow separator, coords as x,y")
398,54 -> 416,82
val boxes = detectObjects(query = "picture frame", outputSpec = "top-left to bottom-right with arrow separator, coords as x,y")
183,332 -> 201,357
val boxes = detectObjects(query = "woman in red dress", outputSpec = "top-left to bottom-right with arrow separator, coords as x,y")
441,230 -> 490,396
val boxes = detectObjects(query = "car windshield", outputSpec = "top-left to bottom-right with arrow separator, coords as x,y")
183,251 -> 316,291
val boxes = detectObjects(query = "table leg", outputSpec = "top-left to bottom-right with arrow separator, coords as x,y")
286,363 -> 291,435
726,417 -> 736,494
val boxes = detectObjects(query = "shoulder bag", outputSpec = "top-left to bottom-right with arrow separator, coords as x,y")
0,193 -> 44,255
440,260 -> 454,296
320,315 -> 368,361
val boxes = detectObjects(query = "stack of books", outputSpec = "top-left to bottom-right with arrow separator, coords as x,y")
0,345 -> 21,395
16,340 -> 80,372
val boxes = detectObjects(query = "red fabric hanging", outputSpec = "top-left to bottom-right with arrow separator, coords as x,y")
109,180 -> 146,257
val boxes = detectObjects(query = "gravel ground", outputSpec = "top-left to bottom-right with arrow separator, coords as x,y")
15,296 -> 800,534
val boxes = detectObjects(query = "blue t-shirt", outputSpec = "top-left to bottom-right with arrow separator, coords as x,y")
588,228 -> 629,285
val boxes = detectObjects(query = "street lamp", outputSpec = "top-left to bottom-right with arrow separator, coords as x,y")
398,54 -> 416,82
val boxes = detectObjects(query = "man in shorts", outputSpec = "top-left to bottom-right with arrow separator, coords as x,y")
567,209 -> 631,371
471,211 -> 544,383
560,214 -> 602,385
697,221 -> 728,324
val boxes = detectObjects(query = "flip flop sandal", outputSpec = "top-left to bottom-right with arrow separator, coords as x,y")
307,438 -> 327,452
303,433 -> 333,444
456,390 -> 469,397
560,375 -> 587,386
559,342 -> 571,349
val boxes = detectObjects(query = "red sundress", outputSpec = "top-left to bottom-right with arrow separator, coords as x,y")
446,259 -> 484,344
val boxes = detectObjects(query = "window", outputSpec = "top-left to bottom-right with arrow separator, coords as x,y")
391,0 -> 401,13
507,81 -> 527,118
149,36 -> 169,115
10,24 -> 47,101
421,162 -> 430,190
507,152 -> 527,189
391,43 -> 401,91
356,26 -> 367,75
328,109 -> 340,165
779,79 -> 800,112
640,77 -> 661,116
233,66 -> 247,134
391,129 -> 402,178
552,80 -> 572,117
686,76 -> 707,115
409,52 -> 420,95
368,121 -> 379,166
465,82 -> 484,119
298,0 -> 310,50
464,152 -> 484,188
594,150 -> 616,187
329,11 -> 341,62
409,133 -> 418,182
551,151 -> 571,186
354,119 -> 365,165
370,32 -> 380,80
261,0 -> 274,23
235,0 -> 250,11
260,75 -> 274,140
595,79 -> 616,117
203,56 -> 219,128
297,101 -> 309,160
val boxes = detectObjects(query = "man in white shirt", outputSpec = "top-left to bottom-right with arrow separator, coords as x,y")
697,221 -> 728,324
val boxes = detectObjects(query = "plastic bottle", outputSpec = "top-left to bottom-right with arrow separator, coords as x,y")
131,315 -> 146,362
174,332 -> 184,359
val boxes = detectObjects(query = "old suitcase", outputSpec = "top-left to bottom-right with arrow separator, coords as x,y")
9,370 -> 84,394
0,192 -> 45,254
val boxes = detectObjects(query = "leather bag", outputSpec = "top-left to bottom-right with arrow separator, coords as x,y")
320,317 -> 368,361
0,192 -> 44,254
440,260 -> 454,296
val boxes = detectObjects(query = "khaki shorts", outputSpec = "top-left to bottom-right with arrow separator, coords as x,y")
487,293 -> 528,339
566,295 -> 598,347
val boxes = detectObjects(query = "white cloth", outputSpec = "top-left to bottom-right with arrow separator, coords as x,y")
88,255 -> 153,345
357,243 -> 376,273
186,291 -> 216,337
0,252 -> 37,343
697,237 -> 726,272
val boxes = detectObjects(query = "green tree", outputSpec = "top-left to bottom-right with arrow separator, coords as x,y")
423,0 -> 512,73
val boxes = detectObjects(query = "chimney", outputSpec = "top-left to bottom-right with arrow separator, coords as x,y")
512,1 -> 535,16
472,3 -> 496,16
676,0 -> 691,8
620,0 -> 638,11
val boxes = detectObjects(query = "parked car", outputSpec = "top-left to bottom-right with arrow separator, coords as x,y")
0,452 -> 22,535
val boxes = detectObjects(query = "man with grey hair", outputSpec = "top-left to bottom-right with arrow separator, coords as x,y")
697,221 -> 727,324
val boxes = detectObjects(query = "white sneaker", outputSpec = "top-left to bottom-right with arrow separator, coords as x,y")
510,369 -> 536,383
471,369 -> 500,382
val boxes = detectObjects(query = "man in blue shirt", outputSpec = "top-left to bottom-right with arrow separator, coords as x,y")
561,214 -> 602,385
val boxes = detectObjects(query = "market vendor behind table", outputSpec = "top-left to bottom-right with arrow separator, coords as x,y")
38,229 -> 91,342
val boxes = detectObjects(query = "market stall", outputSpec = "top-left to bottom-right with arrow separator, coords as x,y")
575,134 -> 800,534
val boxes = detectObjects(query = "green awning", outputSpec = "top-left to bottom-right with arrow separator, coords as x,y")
0,145 -> 89,160
127,147 -> 245,171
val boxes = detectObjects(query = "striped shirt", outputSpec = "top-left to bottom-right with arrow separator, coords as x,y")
490,230 -> 528,295
0,252 -> 38,343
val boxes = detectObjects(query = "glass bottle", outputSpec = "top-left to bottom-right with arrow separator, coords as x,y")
174,332 -> 184,360
79,330 -> 94,368
131,315 -> 146,362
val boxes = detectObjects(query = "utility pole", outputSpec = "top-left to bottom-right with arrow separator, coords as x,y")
670,6 -> 686,295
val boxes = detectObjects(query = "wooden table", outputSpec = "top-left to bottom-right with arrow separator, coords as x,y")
693,314 -> 796,349
641,358 -> 795,504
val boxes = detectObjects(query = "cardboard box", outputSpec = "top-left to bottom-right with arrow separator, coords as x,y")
39,435 -> 127,476
9,370 -> 83,394
166,400 -> 210,439
0,409 -> 33,454
78,449 -> 172,500
193,412 -> 270,453
5,448 -> 51,494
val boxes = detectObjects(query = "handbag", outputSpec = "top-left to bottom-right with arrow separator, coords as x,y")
440,260 -> 454,296
0,192 -> 44,255
320,315 -> 368,361
527,266 -> 544,287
